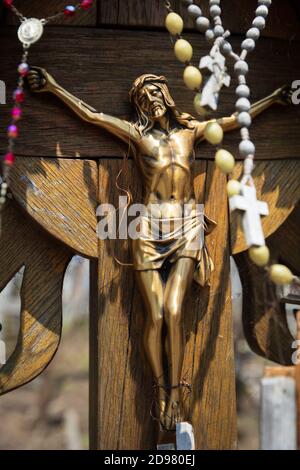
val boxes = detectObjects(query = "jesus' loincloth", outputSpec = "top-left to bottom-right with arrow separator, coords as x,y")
131,209 -> 216,286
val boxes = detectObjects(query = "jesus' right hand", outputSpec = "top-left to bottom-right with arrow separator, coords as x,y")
27,66 -> 57,93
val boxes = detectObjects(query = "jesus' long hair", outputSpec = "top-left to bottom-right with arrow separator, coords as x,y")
129,74 -> 196,135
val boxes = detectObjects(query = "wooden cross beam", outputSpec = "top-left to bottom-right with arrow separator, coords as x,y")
229,185 -> 269,247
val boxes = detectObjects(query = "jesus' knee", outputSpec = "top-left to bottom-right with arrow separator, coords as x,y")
164,301 -> 183,329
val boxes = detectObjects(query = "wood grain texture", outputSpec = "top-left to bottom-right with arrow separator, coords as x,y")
235,203 -> 300,365
268,203 -> 300,275
0,200 -> 71,396
264,366 -> 295,379
5,0 -> 97,26
231,160 -> 300,254
90,158 -> 237,449
188,162 -> 237,449
98,0 -> 300,40
90,159 -> 147,450
0,28 -> 299,160
235,250 -> 294,365
9,157 -> 98,258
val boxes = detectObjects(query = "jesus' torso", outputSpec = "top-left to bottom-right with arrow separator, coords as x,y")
135,127 -> 197,218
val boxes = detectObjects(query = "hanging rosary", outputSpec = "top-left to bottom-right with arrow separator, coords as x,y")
164,0 -> 296,288
0,0 -> 94,218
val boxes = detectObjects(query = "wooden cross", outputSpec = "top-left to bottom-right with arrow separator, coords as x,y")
0,0 -> 300,451
229,184 -> 269,247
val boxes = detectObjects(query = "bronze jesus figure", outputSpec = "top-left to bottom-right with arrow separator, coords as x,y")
28,67 -> 290,430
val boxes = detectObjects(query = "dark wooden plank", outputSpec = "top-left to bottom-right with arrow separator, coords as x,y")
0,200 -> 71,396
235,251 -> 294,365
268,203 -> 300,275
237,203 -> 300,365
0,27 -> 299,160
6,0 -> 97,26
98,0 -> 300,41
231,160 -> 300,254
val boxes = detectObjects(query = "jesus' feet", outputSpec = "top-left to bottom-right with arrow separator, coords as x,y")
163,387 -> 182,430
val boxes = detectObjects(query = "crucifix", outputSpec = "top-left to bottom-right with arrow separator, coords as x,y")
229,184 -> 269,247
21,67 -> 291,435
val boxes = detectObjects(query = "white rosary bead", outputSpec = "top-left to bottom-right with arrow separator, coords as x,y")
243,156 -> 254,176
240,49 -> 248,61
0,196 -> 6,205
236,84 -> 250,97
246,27 -> 260,41
234,60 -> 249,75
187,4 -> 202,19
240,127 -> 250,140
239,140 -> 255,156
214,16 -> 222,25
236,97 -> 251,112
237,112 -> 252,128
1,182 -> 8,190
196,16 -> 210,32
241,38 -> 255,52
252,16 -> 266,30
256,5 -> 269,17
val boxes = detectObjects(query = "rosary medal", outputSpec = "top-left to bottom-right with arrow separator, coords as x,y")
18,18 -> 44,46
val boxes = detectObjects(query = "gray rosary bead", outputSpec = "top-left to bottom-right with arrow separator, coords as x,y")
236,84 -> 250,97
246,27 -> 260,41
237,112 -> 252,128
214,25 -> 224,36
234,60 -> 249,75
196,16 -> 210,32
241,38 -> 255,52
256,5 -> 269,17
205,29 -> 215,41
252,16 -> 266,30
221,41 -> 232,54
239,140 -> 256,156
236,97 -> 251,112
258,0 -> 271,6
187,4 -> 202,19
210,5 -> 221,17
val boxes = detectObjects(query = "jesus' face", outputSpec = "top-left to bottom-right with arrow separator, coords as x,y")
138,84 -> 167,121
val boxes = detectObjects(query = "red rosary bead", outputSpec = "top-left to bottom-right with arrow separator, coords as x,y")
3,0 -> 13,8
80,0 -> 93,10
13,89 -> 25,103
64,5 -> 76,16
18,63 -> 29,77
12,107 -> 22,120
4,152 -> 15,166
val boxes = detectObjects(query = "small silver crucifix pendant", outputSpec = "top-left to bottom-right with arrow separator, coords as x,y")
229,184 -> 269,247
